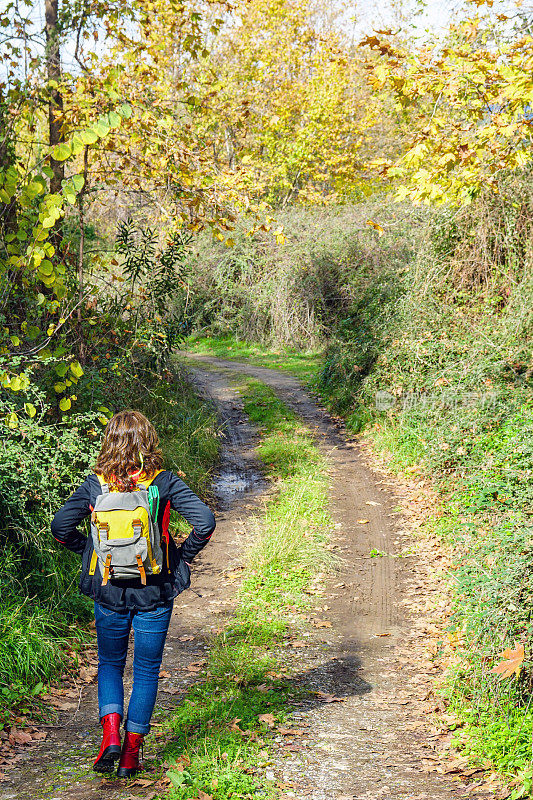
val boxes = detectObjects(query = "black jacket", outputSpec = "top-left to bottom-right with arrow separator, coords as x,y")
51,470 -> 216,612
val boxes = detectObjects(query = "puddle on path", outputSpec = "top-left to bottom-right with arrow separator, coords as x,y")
213,466 -> 264,510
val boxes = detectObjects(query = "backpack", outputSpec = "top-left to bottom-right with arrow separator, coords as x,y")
88,472 -> 164,586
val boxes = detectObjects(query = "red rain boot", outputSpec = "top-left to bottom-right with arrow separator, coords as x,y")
93,712 -> 122,772
116,731 -> 144,778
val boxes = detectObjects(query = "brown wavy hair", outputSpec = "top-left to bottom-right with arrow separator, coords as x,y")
94,410 -> 164,491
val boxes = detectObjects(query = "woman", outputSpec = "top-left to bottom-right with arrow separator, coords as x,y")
52,410 -> 215,777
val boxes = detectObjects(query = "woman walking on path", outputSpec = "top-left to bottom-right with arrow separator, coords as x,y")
51,410 -> 216,777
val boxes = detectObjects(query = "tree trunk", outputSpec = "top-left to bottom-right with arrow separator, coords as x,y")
45,0 -> 64,195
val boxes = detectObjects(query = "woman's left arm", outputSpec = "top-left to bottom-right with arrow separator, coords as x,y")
166,472 -> 216,563
51,476 -> 93,555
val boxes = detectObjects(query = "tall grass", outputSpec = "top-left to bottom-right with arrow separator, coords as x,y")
180,202 -> 425,349
0,600 -> 80,685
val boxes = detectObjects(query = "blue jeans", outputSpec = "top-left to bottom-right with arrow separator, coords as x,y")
94,601 -> 173,735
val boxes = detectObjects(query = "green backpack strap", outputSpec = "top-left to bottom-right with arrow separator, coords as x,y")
147,484 -> 160,522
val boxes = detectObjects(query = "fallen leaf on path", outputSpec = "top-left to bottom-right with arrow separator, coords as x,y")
315,691 -> 345,703
178,635 -> 194,642
159,670 -> 172,678
130,778 -> 156,787
375,632 -> 391,637
492,643 -> 525,679
357,519 -> 370,524
51,699 -> 78,711
258,713 -> 276,728
365,501 -> 381,506
277,727 -> 304,736
8,728 -> 33,746
229,718 -> 245,734
78,665 -> 98,683
291,641 -> 306,647
313,620 -> 332,628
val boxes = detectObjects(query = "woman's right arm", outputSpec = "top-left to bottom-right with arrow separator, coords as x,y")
51,476 -> 93,555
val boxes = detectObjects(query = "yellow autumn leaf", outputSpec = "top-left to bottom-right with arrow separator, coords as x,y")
492,643 -> 525,680
366,220 -> 384,236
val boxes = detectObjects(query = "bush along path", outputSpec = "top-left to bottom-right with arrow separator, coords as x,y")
1,358 -> 497,800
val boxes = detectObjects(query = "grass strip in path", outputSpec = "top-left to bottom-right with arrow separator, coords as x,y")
159,378 -> 333,800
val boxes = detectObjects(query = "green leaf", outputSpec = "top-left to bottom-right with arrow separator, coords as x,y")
108,110 -> 121,128
9,376 -> 21,391
52,142 -> 72,161
38,260 -> 54,276
94,122 -> 110,138
5,412 -> 18,429
71,135 -> 85,156
119,103 -> 132,119
54,362 -> 69,378
25,181 -> 44,200
10,335 -> 20,346
80,128 -> 98,145
59,397 -> 71,411
54,282 -> 67,300
70,360 -> 84,379
54,382 -> 66,393
27,325 -> 41,340
71,174 -> 85,192
167,771 -> 187,788
24,403 -> 37,418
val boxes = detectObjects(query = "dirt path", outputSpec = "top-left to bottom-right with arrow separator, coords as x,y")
2,356 -> 479,800
182,355 -> 477,800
